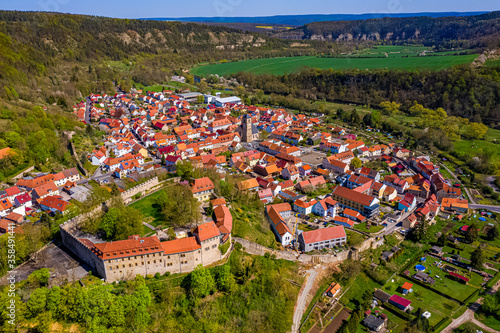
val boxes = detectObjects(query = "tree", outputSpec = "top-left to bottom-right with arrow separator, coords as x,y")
351,157 -> 362,169
27,287 -> 48,317
259,130 -> 269,141
176,161 -> 194,180
411,218 -> 428,242
436,233 -> 447,247
336,108 -> 344,120
470,246 -> 484,270
28,268 -> 51,287
379,101 -> 401,115
487,225 -> 499,241
213,264 -> 235,292
347,311 -> 360,333
161,154 -> 166,166
465,224 -> 479,244
350,110 -> 361,125
463,122 -> 488,140
158,185 -> 201,227
109,182 -> 121,196
190,265 -> 215,298
100,205 -> 144,240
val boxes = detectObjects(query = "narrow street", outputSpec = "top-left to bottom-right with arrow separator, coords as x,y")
292,268 -> 320,333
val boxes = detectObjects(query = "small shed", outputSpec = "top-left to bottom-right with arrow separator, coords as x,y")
362,315 -> 385,332
448,272 -> 469,284
430,246 -> 443,255
401,282 -> 413,294
373,289 -> 391,303
389,294 -> 412,311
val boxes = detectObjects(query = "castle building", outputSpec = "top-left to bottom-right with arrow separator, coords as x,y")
69,219 -> 232,282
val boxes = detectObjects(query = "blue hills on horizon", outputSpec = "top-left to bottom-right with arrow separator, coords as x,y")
140,11 -> 491,26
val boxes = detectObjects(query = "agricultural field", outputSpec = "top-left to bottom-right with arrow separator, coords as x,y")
191,51 -> 478,76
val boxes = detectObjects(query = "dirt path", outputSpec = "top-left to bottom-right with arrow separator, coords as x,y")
292,269 -> 320,333
442,279 -> 500,333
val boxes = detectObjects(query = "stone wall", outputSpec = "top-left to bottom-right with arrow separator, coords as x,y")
60,219 -> 104,276
120,177 -> 160,203
233,236 -> 384,264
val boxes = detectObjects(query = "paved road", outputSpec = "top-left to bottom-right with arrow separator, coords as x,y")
471,204 -> 500,213
292,269 -> 319,333
442,278 -> 500,333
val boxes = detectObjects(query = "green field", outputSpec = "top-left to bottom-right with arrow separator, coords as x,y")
485,59 -> 500,68
382,276 -> 460,319
453,140 -> 500,162
191,54 -> 478,76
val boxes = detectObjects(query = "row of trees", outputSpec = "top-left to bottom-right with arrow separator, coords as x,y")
234,66 -> 500,124
1,245 -> 301,332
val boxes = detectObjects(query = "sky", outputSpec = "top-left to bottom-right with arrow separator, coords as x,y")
0,0 -> 499,19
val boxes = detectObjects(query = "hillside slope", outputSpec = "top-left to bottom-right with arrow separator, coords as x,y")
0,11 -> 324,104
273,11 -> 500,49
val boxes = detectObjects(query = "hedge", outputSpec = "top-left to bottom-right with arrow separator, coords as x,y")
432,317 -> 452,332
382,303 -> 413,321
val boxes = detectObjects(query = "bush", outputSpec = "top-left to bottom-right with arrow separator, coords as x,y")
164,271 -> 171,277
154,272 -> 161,279
146,274 -> 154,279
219,241 -> 231,255
234,242 -> 242,251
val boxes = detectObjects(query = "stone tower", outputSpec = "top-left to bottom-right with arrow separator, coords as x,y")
240,114 -> 255,143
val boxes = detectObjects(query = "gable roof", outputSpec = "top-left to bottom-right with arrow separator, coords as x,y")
194,222 -> 221,242
300,225 -> 346,244
191,177 -> 214,194
92,235 -> 162,260
161,237 -> 201,254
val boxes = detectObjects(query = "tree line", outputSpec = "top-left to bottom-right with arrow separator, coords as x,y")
233,66 -> 500,124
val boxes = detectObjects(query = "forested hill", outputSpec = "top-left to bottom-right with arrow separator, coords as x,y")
274,11 -> 500,49
0,11 -> 324,103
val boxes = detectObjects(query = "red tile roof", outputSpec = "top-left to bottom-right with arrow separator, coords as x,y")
214,205 -> 233,234
161,237 -> 201,254
92,235 -> 163,260
191,177 -> 214,194
40,196 -> 69,212
194,222 -> 221,242
332,186 -> 376,207
301,226 -> 346,244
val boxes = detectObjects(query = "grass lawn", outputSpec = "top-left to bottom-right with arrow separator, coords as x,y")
231,204 -> 277,248
485,59 -> 500,68
475,313 -> 500,331
191,54 -> 478,76
354,223 -> 384,234
453,140 -> 500,163
142,224 -> 155,237
129,190 -> 166,227
382,276 -> 460,317
340,271 -> 383,310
